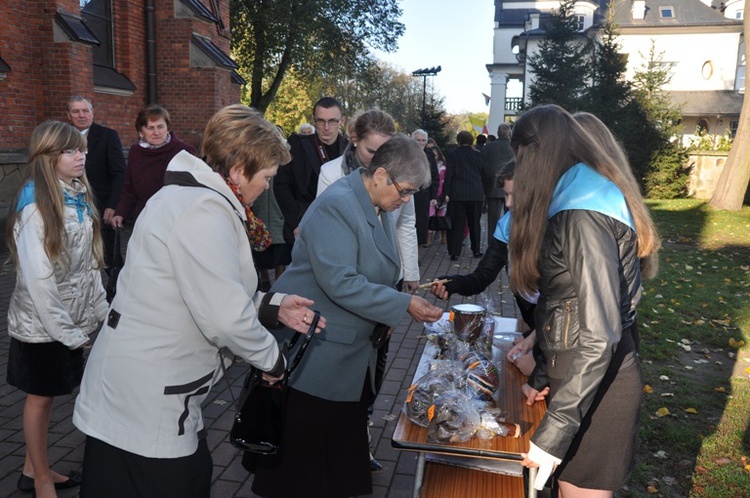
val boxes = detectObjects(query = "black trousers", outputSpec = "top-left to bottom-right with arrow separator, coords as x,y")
447,200 -> 483,257
413,189 -> 431,245
101,224 -> 124,270
486,196 -> 505,240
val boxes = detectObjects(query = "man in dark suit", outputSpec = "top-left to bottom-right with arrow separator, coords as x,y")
274,97 -> 348,246
481,122 -> 513,237
443,131 -> 491,260
67,96 -> 126,269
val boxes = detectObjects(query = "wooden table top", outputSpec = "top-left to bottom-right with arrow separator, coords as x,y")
392,335 -> 547,462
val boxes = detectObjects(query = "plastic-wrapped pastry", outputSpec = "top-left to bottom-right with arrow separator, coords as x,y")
405,361 -> 465,427
426,391 -> 481,443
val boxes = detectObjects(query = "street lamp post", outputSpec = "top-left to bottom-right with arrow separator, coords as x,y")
411,66 -> 441,129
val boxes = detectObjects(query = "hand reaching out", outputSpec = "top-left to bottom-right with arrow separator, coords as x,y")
407,295 -> 443,323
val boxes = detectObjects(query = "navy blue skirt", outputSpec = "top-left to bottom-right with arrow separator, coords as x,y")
6,338 -> 85,396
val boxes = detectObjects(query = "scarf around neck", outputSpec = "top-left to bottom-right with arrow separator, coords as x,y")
341,144 -> 365,177
224,178 -> 271,252
17,180 -> 92,223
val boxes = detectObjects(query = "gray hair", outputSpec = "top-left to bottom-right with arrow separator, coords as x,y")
364,134 -> 431,188
67,96 -> 93,111
497,122 -> 511,139
411,129 -> 428,140
297,122 -> 315,135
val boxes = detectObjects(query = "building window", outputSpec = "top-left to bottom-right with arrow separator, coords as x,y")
736,10 -> 744,20
660,7 -> 674,19
573,15 -> 584,32
696,118 -> 709,135
729,120 -> 739,138
80,0 -> 114,68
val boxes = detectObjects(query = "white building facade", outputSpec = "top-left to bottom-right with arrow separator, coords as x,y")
486,0 -> 745,143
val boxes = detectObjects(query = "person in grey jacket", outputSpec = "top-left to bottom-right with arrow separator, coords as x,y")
73,105 -> 325,498
511,105 -> 660,496
251,135 -> 443,498
6,121 -> 108,498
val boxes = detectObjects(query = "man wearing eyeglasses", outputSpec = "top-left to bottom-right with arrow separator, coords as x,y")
274,97 -> 348,247
67,96 -> 126,270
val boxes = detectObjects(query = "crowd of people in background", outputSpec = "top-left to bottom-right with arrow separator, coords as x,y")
5,95 -> 657,498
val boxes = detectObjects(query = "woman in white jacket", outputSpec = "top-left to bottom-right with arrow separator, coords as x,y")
6,120 -> 108,498
73,105 -> 325,498
317,109 -> 420,292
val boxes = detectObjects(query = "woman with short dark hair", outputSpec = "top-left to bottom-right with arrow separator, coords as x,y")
111,104 -> 195,228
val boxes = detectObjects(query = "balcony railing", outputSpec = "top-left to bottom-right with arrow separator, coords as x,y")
505,97 -> 523,112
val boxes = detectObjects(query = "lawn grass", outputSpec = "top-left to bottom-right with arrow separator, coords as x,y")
618,199 -> 750,497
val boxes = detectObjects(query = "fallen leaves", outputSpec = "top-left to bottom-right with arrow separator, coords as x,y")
728,337 -> 746,349
656,407 -> 670,417
685,407 -> 698,414
644,384 -> 654,394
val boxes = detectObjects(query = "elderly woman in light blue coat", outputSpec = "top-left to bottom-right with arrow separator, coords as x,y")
251,134 -> 443,498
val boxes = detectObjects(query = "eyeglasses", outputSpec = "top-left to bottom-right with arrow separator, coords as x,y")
60,148 -> 87,156
388,173 -> 420,198
313,118 -> 341,128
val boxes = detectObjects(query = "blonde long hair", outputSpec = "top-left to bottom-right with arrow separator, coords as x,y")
572,112 -> 660,278
6,120 -> 104,271
508,105 -> 660,295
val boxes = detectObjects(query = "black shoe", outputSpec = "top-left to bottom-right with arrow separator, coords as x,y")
370,457 -> 384,472
17,471 -> 82,493
450,255 -> 459,261
473,251 -> 483,258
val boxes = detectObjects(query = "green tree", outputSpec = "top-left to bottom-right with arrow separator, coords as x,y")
230,0 -> 404,113
420,95 -> 451,147
526,0 -> 590,111
262,68 -> 313,136
631,41 -> 689,198
586,2 -> 630,129
583,2 -> 653,183
309,60 -> 449,143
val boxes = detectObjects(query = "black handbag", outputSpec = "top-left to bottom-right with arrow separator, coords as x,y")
229,310 -> 320,455
105,228 -> 122,303
429,214 -> 451,231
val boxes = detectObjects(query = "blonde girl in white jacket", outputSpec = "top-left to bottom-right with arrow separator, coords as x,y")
6,120 -> 107,498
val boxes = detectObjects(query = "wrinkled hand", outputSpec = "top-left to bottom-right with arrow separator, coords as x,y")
293,226 -> 300,239
407,295 -> 443,323
403,281 -> 419,294
522,383 -> 549,405
277,295 -> 326,334
429,280 -> 449,300
429,199 -> 438,207
103,208 -> 115,224
111,215 -> 124,228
